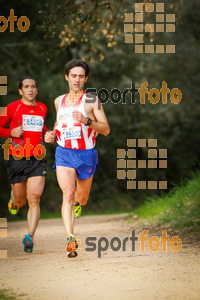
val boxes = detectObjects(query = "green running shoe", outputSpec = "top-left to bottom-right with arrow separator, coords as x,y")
73,203 -> 82,219
8,190 -> 19,215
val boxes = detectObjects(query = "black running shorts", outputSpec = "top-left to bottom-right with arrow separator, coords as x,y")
8,155 -> 47,184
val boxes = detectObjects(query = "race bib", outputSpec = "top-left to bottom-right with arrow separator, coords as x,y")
63,126 -> 81,140
22,115 -> 44,132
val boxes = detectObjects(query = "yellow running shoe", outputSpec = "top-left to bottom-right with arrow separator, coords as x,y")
8,191 -> 19,215
73,203 -> 82,219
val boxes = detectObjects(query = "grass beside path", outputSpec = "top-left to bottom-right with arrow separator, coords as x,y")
132,172 -> 200,232
0,290 -> 16,300
7,172 -> 200,234
40,210 -> 128,219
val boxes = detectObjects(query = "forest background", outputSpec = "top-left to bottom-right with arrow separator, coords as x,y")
0,0 -> 200,218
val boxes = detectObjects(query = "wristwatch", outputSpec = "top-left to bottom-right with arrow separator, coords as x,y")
86,118 -> 92,126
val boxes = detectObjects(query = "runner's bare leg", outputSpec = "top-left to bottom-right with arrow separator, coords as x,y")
26,176 -> 45,235
75,175 -> 94,206
11,182 -> 26,208
56,166 -> 76,236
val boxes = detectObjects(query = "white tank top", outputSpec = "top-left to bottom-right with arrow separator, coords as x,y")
55,92 -> 97,150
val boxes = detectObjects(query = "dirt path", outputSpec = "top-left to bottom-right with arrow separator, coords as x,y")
0,214 -> 200,300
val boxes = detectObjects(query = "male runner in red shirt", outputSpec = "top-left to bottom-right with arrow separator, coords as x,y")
45,60 -> 110,257
0,78 -> 49,253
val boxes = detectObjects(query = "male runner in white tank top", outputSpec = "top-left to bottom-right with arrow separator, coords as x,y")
45,60 -> 110,257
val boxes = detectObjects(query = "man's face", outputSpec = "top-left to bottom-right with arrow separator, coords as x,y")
65,66 -> 88,92
19,79 -> 38,102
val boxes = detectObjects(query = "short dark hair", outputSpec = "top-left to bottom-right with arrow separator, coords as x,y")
18,77 -> 37,90
64,60 -> 89,77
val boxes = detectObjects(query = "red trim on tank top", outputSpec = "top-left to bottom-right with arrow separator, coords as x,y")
56,129 -> 61,141
92,132 -> 97,145
61,95 -> 67,108
73,92 -> 86,107
64,139 -> 72,149
88,127 -> 92,138
61,92 -> 86,108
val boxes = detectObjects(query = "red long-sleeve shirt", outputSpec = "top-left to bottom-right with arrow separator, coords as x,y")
0,99 -> 48,157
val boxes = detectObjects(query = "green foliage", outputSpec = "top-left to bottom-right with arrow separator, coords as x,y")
0,290 -> 16,300
134,172 -> 200,232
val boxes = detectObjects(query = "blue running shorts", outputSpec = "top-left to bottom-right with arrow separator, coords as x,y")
52,145 -> 98,180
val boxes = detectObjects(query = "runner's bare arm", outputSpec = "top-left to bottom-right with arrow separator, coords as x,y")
72,97 -> 110,136
52,96 -> 61,132
44,96 -> 61,143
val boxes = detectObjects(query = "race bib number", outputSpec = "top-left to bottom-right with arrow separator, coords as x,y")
22,115 -> 44,132
63,126 -> 81,140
